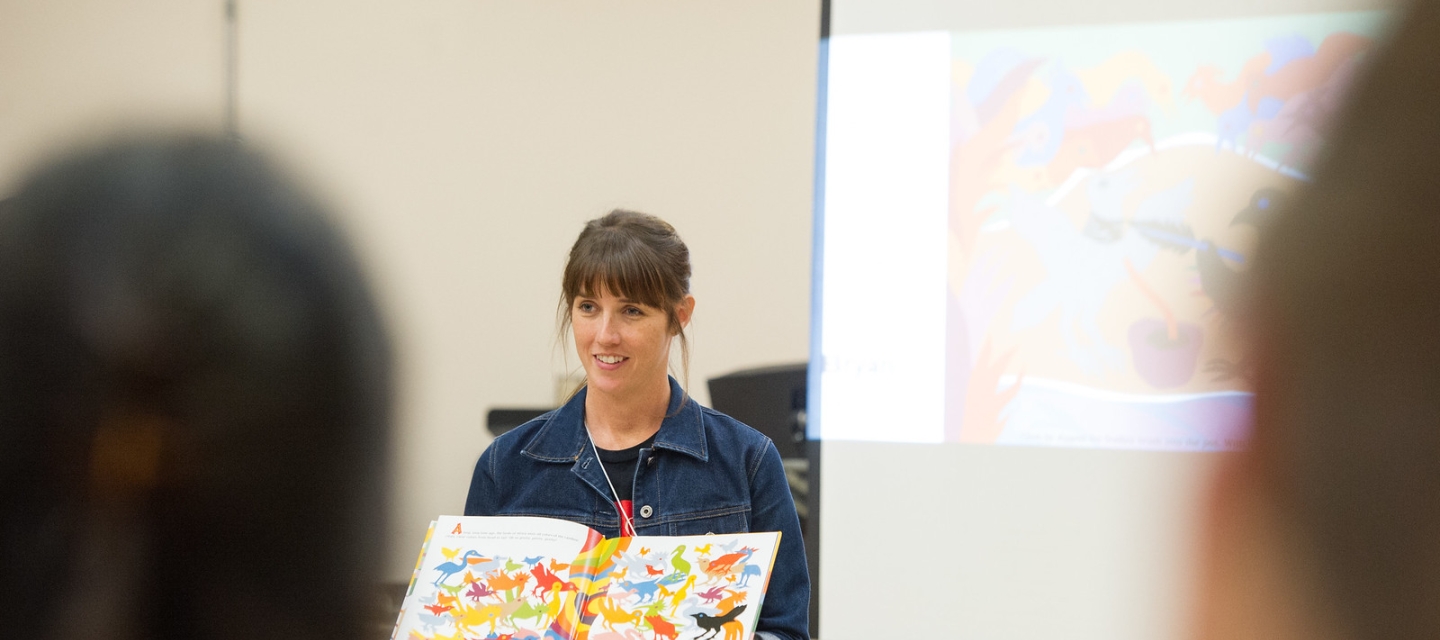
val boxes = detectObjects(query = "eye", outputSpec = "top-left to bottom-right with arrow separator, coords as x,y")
577,301 -> 596,313
624,306 -> 645,317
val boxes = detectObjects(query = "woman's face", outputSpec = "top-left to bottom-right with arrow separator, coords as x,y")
571,286 -> 693,399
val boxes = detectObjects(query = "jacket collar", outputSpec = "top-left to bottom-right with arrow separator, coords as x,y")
520,377 -> 709,463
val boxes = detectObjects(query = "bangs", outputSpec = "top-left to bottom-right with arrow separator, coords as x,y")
563,231 -> 682,310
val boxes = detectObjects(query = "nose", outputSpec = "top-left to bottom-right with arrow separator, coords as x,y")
596,312 -> 621,346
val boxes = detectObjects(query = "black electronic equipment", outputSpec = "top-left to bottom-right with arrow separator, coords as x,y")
486,407 -> 552,438
706,363 -> 808,460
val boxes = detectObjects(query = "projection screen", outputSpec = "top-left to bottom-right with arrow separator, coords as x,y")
812,1 -> 1391,638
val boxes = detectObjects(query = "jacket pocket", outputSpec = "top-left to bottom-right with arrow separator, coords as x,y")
665,506 -> 750,536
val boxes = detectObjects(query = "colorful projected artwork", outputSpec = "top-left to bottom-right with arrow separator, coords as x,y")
943,13 -> 1384,449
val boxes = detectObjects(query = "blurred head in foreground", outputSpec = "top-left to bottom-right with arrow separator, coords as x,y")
0,136 -> 391,639
1195,4 -> 1440,640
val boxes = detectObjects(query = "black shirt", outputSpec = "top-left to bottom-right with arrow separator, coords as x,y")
594,434 -> 656,502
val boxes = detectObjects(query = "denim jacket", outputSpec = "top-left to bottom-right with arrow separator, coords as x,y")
464,378 -> 810,640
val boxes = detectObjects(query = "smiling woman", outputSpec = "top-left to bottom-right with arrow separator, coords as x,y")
561,210 -> 696,418
464,210 -> 811,640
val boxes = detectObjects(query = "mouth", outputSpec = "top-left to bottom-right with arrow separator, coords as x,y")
593,354 -> 629,369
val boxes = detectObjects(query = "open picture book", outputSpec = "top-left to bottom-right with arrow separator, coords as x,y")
392,515 -> 781,640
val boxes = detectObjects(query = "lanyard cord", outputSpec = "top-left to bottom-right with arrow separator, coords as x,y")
585,421 -> 636,537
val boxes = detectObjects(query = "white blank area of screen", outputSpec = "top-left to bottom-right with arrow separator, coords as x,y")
819,32 -> 949,443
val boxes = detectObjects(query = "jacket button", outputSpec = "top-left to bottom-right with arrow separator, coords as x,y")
639,505 -> 653,518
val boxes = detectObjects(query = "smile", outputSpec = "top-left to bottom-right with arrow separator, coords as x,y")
595,355 -> 627,365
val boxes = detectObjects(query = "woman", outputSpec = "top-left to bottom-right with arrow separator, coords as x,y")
465,209 -> 810,640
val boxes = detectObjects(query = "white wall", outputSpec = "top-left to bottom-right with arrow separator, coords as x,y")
0,0 -> 225,188
0,0 -> 821,581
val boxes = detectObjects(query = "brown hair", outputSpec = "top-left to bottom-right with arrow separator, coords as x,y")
559,209 -> 693,399
1243,4 -> 1440,639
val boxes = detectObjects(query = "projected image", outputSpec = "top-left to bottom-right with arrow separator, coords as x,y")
945,14 -> 1380,449
817,12 -> 1384,448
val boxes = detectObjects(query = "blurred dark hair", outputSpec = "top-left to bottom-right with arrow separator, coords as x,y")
1244,3 -> 1440,639
559,209 -> 693,394
0,136 -> 391,639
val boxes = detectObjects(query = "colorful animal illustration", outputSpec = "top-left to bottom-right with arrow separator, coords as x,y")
1013,64 -> 1089,166
465,580 -> 496,602
589,597 -> 644,632
455,600 -> 523,636
616,578 -> 664,604
539,583 -> 566,627
735,564 -> 763,588
1183,52 -> 1272,115
510,600 -> 551,629
486,569 -> 530,596
1009,171 -> 1195,374
668,545 -> 691,576
646,615 -> 680,640
715,588 -> 748,613
1246,32 -> 1369,110
415,611 -> 450,633
699,549 -> 750,583
1065,81 -> 1150,130
433,550 -> 485,586
402,532 -> 774,640
669,575 -> 698,616
696,585 -> 727,604
691,604 -> 747,640
530,561 -> 572,599
1045,114 -> 1154,185
1245,56 -> 1361,170
721,619 -> 747,640
1215,92 -> 1285,151
615,550 -> 655,577
635,595 -> 669,622
1075,50 -> 1173,112
522,555 -> 544,565
953,56 -> 1046,257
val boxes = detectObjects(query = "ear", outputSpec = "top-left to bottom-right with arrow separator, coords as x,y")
675,295 -> 696,331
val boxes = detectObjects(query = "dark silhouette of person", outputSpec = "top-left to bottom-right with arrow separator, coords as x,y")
1192,3 -> 1440,640
0,136 -> 392,640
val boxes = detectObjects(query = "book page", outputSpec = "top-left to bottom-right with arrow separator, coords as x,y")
392,515 -> 602,640
575,531 -> 781,640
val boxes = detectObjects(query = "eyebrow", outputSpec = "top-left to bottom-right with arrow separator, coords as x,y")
576,292 -> 640,304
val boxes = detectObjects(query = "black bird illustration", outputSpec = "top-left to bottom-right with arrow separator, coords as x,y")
1198,186 -> 1286,380
1198,186 -> 1284,317
692,604 -> 748,640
